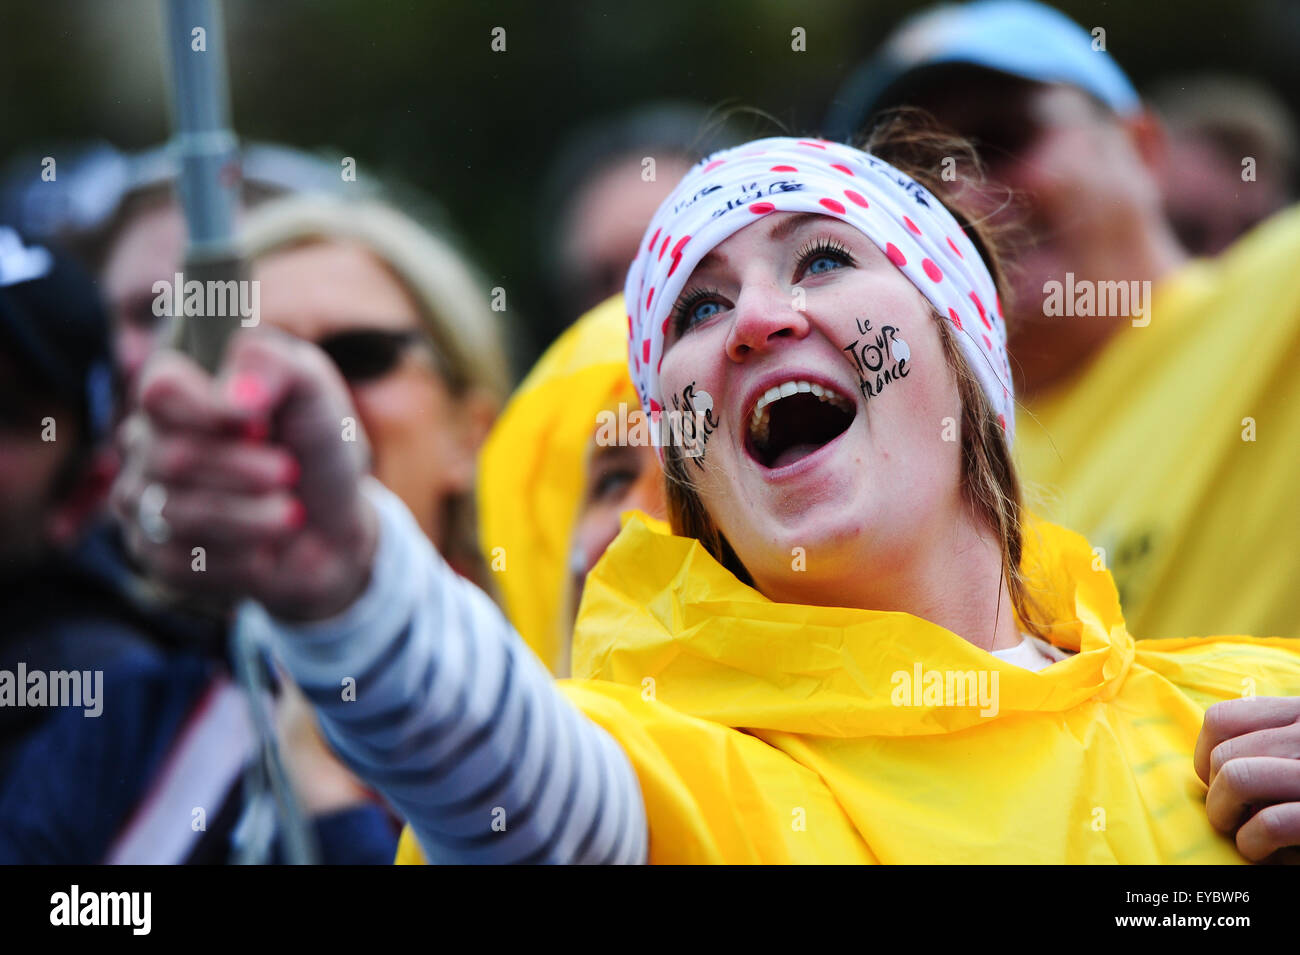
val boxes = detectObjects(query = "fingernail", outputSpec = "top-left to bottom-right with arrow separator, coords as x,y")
228,373 -> 269,412
286,498 -> 306,529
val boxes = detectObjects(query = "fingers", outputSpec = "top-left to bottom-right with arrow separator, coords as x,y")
220,328 -> 348,428
1234,802 -> 1300,863
117,479 -> 302,546
122,534 -> 284,597
137,348 -> 244,435
154,487 -> 305,543
116,479 -> 302,587
114,331 -> 375,618
1205,756 -> 1300,834
219,329 -> 371,536
1208,723 -> 1300,785
1195,697 -> 1300,784
1197,701 -> 1300,862
144,432 -> 300,494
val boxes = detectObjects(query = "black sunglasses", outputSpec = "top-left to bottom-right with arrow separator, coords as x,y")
315,328 -> 438,384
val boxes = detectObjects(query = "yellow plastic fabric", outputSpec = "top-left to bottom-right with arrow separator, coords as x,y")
475,294 -> 635,673
398,513 -> 1300,864
1014,204 -> 1300,639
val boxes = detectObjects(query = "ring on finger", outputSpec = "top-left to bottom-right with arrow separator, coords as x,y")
138,483 -> 172,544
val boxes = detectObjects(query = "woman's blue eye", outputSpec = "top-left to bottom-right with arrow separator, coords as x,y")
807,254 -> 843,275
795,238 -> 855,280
689,300 -> 723,324
671,288 -> 726,337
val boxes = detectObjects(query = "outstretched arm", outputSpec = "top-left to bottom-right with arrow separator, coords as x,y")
241,479 -> 647,863
114,331 -> 647,864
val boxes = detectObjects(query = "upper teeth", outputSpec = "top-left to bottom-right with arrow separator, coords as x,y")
749,379 -> 852,443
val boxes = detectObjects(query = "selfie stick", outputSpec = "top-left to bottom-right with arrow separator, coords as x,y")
162,0 -> 318,865
162,0 -> 246,372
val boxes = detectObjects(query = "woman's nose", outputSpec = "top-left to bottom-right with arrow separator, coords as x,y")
724,281 -> 811,361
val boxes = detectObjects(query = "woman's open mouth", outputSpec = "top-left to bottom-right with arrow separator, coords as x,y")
745,378 -> 857,470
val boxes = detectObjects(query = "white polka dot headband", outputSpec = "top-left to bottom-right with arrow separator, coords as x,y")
624,136 -> 1014,445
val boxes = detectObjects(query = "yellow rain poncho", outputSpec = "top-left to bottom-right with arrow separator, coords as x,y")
476,295 -> 635,673
397,512 -> 1300,865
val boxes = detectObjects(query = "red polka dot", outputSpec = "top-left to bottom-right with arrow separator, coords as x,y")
798,140 -> 828,149
666,234 -> 690,278
703,160 -> 726,172
972,292 -> 991,330
659,234 -> 671,261
844,189 -> 868,207
749,202 -> 775,214
998,414 -> 1007,432
646,287 -> 655,309
922,258 -> 943,282
982,333 -> 993,351
903,215 -> 922,236
885,243 -> 907,267
649,398 -> 661,414
642,339 -> 651,363
946,236 -> 964,259
657,356 -> 663,373
947,308 -> 962,330
819,198 -> 846,214
627,314 -> 633,336
830,164 -> 854,176
647,228 -> 661,253
661,317 -> 670,336
995,294 -> 1003,318
771,165 -> 798,172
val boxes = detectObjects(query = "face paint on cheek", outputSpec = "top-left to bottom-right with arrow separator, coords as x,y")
842,319 -> 911,402
670,381 -> 720,469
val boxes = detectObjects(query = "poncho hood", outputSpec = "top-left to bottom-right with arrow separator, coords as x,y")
477,295 -> 635,672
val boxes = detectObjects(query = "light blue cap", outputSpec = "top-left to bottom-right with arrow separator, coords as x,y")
827,1 -> 1141,139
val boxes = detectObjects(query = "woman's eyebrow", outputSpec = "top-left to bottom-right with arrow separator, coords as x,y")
765,212 -> 826,243
693,248 -> 729,274
688,212 -> 845,279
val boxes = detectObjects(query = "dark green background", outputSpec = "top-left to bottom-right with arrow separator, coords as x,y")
4,0 -> 1297,369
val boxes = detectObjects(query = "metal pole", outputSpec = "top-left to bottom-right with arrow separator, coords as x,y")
160,0 -> 319,865
162,0 -> 245,372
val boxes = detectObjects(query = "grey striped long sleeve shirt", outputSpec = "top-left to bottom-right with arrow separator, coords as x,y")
237,479 -> 648,864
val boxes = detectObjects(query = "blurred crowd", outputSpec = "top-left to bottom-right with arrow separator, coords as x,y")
1,0 -> 1298,864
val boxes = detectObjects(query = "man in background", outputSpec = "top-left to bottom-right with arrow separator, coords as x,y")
826,0 -> 1300,639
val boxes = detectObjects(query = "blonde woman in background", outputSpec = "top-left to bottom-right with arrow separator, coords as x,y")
240,194 -> 509,592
